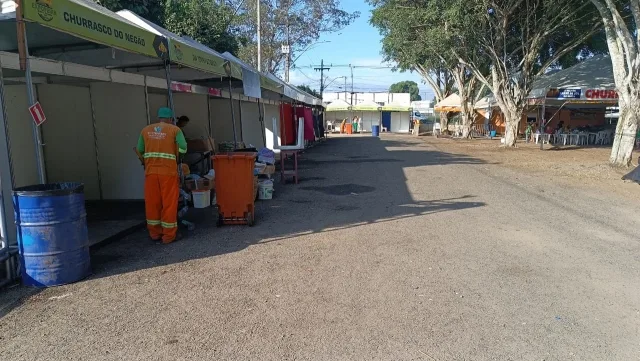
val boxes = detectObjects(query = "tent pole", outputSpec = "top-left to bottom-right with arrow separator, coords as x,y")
227,78 -> 238,149
207,93 -> 212,138
540,99 -> 546,150
258,98 -> 266,147
88,85 -> 104,201
238,97 -> 244,143
163,61 -> 176,124
0,59 -> 17,281
16,14 -> 45,184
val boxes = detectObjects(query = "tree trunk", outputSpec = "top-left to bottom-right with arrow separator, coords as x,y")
460,111 -> 472,138
494,99 -> 522,147
609,99 -> 638,167
439,112 -> 450,134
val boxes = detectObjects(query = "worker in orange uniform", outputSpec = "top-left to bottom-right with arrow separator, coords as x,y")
136,107 -> 187,244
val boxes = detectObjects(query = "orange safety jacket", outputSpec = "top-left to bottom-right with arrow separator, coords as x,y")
137,122 -> 187,176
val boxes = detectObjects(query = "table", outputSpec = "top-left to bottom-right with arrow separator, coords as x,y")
280,150 -> 299,184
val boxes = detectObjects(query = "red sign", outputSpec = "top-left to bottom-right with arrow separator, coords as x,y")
28,102 -> 46,126
585,89 -> 618,99
208,88 -> 221,97
171,82 -> 193,93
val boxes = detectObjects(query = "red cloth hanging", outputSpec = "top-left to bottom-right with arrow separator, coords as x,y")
280,103 -> 296,145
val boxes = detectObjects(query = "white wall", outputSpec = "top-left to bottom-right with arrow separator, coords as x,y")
209,97 -> 240,145
173,93 -> 209,140
148,93 -> 167,124
264,103 -> 281,150
91,82 -> 146,200
358,111 -> 380,132
240,100 -> 265,148
390,111 -> 411,133
39,84 -> 101,200
4,85 -> 39,188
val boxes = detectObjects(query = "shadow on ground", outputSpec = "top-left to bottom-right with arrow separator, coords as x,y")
1,135 -> 487,315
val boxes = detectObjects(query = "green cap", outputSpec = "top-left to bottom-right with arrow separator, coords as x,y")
158,107 -> 174,119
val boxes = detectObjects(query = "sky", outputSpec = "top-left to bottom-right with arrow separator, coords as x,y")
286,1 -> 434,102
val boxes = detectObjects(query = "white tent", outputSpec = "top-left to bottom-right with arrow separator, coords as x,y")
434,93 -> 462,112
352,100 -> 381,132
326,99 -> 352,111
529,55 -> 617,103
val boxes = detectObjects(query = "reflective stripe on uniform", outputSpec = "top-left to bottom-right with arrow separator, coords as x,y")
161,221 -> 178,229
147,219 -> 161,225
144,152 -> 176,160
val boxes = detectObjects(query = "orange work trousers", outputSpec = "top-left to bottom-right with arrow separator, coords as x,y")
144,174 -> 179,242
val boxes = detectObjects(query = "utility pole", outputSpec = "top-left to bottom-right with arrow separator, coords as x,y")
314,59 -> 330,100
344,77 -> 347,101
257,0 -> 261,72
350,64 -> 354,106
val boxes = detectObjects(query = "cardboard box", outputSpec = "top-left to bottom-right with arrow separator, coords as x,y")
185,178 -> 215,191
187,137 -> 215,153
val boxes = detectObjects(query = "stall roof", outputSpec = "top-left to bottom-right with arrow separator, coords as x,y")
0,2 -> 166,70
326,99 -> 351,111
434,93 -> 461,112
382,102 -> 412,112
529,55 -> 616,101
474,95 -> 496,110
221,51 -> 261,99
117,10 -> 241,80
353,100 -> 381,111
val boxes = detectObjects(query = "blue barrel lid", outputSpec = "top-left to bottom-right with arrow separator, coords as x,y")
13,182 -> 84,197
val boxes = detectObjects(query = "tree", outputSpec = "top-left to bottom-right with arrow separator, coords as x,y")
589,0 -> 640,167
370,0 -> 487,137
452,0 -> 604,147
297,85 -> 320,98
98,0 -> 241,54
370,0 -> 455,133
389,81 -> 422,101
164,0 -> 241,54
229,0 -> 359,73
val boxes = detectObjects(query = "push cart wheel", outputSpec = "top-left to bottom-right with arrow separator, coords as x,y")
246,212 -> 254,227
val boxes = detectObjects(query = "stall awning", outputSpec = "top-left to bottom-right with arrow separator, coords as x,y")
117,10 -> 240,80
434,93 -> 461,112
382,102 -> 411,112
326,99 -> 351,111
474,95 -> 496,110
352,100 -> 381,111
21,0 -> 168,59
221,51 -> 261,99
529,55 -> 618,103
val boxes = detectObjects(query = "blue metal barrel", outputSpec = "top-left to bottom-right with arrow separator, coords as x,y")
372,125 -> 380,137
13,183 -> 90,287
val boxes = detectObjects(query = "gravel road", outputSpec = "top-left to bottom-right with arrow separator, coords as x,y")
1,134 -> 639,360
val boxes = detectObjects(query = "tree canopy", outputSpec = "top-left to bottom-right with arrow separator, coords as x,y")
389,81 -> 421,101
297,85 -> 321,98
99,0 -> 242,54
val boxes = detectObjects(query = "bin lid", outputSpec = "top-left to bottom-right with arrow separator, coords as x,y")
13,183 -> 85,197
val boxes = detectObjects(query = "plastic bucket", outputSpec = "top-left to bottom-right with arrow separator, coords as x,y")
192,190 -> 211,208
490,130 -> 497,138
258,182 -> 274,200
372,125 -> 380,137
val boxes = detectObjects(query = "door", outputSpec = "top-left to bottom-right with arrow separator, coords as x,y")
382,111 -> 391,131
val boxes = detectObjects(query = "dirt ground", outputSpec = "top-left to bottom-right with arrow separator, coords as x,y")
1,134 -> 639,360
426,136 -> 640,201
